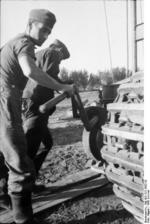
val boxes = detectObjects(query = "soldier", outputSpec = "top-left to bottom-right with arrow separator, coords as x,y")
23,39 -> 71,176
0,9 -> 74,224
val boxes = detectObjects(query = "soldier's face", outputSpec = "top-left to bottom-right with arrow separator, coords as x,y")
30,22 -> 51,46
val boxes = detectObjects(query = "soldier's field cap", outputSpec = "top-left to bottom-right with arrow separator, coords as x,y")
52,39 -> 70,59
29,9 -> 56,30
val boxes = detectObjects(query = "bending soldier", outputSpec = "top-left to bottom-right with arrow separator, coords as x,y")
23,39 -> 71,175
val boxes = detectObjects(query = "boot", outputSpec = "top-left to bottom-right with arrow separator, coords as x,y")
10,191 -> 33,224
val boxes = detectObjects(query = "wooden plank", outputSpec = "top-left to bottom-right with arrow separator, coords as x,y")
0,170 -> 108,224
32,175 -> 108,213
45,168 -> 102,189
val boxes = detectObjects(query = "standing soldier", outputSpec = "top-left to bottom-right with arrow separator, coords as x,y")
0,9 -> 74,224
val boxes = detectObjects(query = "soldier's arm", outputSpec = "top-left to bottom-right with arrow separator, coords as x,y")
18,54 -> 74,95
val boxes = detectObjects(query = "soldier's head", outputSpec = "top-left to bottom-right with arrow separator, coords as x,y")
27,9 -> 56,46
49,39 -> 70,61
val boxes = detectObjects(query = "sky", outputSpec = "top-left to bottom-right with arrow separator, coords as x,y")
1,0 -> 144,74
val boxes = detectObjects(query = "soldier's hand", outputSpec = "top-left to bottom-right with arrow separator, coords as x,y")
63,84 -> 76,97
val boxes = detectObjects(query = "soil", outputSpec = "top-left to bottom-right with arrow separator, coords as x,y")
36,91 -> 140,224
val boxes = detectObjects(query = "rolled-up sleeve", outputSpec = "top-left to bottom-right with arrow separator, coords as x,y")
15,38 -> 36,60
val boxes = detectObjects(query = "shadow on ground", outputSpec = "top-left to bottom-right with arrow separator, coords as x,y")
35,183 -> 140,224
37,208 -> 138,224
51,125 -> 83,145
63,209 -> 135,224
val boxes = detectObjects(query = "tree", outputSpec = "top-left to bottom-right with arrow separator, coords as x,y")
88,74 -> 101,90
97,70 -> 113,85
70,70 -> 89,90
112,67 -> 126,82
97,67 -> 132,85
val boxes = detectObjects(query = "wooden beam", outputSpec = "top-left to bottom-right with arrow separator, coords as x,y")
33,175 -> 108,214
0,169 -> 108,224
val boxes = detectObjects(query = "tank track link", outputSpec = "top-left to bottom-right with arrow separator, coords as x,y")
101,73 -> 144,223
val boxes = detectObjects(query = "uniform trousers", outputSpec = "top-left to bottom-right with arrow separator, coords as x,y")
23,98 -> 54,174
0,87 -> 35,196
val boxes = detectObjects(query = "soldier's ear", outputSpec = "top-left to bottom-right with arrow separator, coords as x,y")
58,48 -> 64,60
27,19 -> 35,31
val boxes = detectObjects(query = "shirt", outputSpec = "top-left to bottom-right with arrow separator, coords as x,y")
0,33 -> 35,92
23,47 -> 61,105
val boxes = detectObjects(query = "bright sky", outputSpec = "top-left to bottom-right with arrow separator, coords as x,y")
1,0 -> 143,74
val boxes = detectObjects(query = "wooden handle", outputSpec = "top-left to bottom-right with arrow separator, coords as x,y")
39,92 -> 67,113
39,87 -> 93,132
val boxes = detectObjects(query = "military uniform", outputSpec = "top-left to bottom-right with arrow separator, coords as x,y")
0,33 -> 36,195
23,46 -> 66,173
0,8 -> 56,224
22,41 -> 79,176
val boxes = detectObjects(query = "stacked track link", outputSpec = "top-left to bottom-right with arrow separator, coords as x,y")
101,73 -> 144,223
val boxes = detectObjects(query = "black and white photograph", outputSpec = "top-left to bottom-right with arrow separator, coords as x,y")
0,0 -> 146,224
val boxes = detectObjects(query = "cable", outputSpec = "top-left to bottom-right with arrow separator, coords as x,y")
103,0 -> 113,81
139,0 -> 143,23
126,0 -> 129,77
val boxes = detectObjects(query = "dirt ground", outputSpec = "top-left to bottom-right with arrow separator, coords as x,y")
37,91 -> 140,224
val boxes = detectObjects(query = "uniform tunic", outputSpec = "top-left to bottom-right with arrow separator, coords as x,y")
23,48 -> 60,118
0,33 -> 36,194
22,48 -> 61,173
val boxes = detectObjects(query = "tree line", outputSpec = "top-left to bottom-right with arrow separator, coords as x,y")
59,67 -> 132,91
